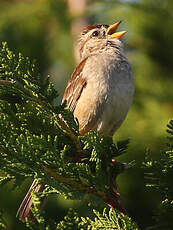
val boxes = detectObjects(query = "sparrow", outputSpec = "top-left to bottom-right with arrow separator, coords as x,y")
17,21 -> 134,222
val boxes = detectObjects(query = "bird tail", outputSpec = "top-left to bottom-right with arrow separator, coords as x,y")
16,179 -> 44,222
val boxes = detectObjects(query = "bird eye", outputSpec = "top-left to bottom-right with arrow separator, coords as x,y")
92,30 -> 99,37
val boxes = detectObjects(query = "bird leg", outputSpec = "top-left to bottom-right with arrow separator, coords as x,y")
104,159 -> 128,215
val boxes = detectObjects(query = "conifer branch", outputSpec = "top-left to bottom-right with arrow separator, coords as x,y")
52,113 -> 82,153
0,42 -> 139,229
0,79 -> 47,106
42,165 -> 105,198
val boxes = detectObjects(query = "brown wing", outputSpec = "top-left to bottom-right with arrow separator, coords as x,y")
62,58 -> 87,112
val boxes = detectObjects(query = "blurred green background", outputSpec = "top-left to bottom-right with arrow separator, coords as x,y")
0,0 -> 172,229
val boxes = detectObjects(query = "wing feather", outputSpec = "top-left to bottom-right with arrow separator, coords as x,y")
62,58 -> 87,112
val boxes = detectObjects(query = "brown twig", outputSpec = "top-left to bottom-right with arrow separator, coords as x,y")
42,164 -> 127,215
42,165 -> 105,198
53,113 -> 82,153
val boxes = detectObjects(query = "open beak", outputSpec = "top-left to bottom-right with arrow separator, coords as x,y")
106,21 -> 126,39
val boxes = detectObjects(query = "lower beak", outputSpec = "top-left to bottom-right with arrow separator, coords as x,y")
106,21 -> 127,39
110,31 -> 127,39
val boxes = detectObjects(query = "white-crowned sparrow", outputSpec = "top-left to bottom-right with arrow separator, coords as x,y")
63,21 -> 134,136
17,22 -> 134,222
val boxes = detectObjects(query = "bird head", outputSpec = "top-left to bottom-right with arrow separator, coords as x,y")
78,21 -> 126,60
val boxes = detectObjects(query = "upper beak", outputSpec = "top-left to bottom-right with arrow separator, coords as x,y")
106,21 -> 127,39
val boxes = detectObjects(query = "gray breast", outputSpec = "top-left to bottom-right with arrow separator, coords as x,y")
95,59 -> 134,136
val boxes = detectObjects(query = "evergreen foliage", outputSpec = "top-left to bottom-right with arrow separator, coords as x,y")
0,43 -> 138,229
144,119 -> 173,230
25,207 -> 138,230
56,208 -> 138,230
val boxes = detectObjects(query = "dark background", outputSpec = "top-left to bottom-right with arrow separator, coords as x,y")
0,0 -> 172,229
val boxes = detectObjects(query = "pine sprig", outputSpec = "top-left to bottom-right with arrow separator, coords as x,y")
56,208 -> 138,230
81,208 -> 138,230
25,207 -> 138,230
144,119 -> 173,230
